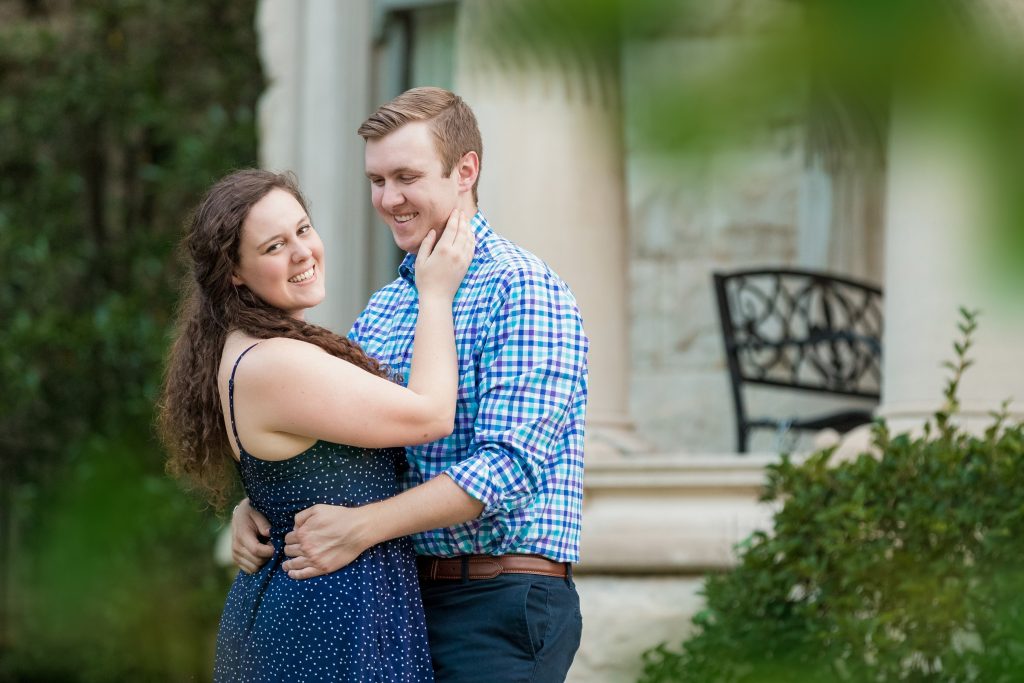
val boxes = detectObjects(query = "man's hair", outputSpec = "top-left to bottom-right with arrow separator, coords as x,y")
358,86 -> 482,203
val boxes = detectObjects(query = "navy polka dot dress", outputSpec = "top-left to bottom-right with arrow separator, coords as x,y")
214,344 -> 433,682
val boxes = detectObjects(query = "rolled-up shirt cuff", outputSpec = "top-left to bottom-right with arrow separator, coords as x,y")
443,457 -> 505,517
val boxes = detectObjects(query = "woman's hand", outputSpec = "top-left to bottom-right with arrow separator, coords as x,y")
414,209 -> 474,301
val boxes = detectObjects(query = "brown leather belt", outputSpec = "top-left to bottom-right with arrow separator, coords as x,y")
417,554 -> 569,580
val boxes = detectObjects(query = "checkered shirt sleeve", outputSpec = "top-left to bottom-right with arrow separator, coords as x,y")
446,267 -> 584,514
349,213 -> 587,561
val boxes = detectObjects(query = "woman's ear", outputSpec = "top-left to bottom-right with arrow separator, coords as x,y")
231,272 -> 244,287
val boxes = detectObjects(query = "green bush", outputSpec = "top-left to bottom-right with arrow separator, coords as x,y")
0,1 -> 261,680
641,310 -> 1024,682
2,435 -> 228,682
0,0 -> 262,469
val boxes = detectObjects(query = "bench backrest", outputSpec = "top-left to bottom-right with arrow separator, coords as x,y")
713,268 -> 883,399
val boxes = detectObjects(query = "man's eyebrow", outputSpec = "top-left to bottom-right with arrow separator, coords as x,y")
365,167 -> 421,178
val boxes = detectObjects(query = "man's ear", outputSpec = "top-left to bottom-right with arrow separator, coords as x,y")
456,151 -> 480,193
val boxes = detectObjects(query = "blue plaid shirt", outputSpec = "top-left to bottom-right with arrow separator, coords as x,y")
349,212 -> 588,562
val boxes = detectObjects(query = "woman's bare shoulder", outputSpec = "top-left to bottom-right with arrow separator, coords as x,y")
229,336 -> 344,383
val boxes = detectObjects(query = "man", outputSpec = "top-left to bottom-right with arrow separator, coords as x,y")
231,87 -> 587,682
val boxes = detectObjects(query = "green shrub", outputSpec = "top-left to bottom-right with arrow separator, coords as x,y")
641,309 -> 1024,682
0,1 -> 261,679
2,434 -> 229,683
0,0 -> 262,470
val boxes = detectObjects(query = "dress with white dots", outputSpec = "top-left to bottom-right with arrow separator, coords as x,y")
213,344 -> 433,682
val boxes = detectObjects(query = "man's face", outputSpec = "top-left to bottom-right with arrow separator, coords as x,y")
365,121 -> 462,254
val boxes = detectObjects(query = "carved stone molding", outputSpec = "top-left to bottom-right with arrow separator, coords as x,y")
579,454 -> 781,573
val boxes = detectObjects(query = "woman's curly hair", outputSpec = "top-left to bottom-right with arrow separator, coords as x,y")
157,169 -> 390,508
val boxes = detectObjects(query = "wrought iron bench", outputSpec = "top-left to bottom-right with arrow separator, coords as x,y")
712,268 -> 883,453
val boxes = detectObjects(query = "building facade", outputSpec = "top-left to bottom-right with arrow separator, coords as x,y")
255,1 -> 1024,679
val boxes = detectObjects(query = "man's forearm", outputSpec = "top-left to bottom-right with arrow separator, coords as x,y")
363,473 -> 484,547
283,473 -> 486,579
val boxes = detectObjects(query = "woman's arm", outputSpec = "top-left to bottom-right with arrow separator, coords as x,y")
236,210 -> 473,450
228,211 -> 472,573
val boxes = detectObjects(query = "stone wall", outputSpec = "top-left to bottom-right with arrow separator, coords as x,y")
624,38 -> 807,452
570,576 -> 705,683
567,454 -> 780,681
623,30 -> 883,453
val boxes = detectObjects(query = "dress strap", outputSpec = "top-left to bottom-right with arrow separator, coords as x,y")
228,343 -> 261,455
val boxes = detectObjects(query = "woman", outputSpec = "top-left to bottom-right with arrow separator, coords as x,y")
158,169 -> 472,682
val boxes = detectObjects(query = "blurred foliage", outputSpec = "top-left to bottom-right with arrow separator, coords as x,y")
640,310 -> 1024,682
479,0 -> 1024,288
0,0 -> 261,472
2,435 -> 229,682
0,0 -> 261,679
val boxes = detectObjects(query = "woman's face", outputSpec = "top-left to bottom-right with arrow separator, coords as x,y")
231,188 -> 325,320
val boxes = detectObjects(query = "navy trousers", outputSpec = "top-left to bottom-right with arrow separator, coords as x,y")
419,570 -> 582,682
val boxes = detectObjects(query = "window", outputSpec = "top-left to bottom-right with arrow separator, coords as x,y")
367,0 -> 457,290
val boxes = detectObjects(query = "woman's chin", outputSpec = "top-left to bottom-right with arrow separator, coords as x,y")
304,292 -> 328,312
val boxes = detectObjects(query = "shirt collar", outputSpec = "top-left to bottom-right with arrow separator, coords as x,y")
398,210 -> 492,285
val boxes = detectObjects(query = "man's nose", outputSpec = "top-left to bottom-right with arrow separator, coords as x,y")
381,182 -> 404,210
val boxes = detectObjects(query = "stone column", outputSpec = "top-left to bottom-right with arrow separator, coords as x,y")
878,105 -> 1024,434
454,0 -> 648,456
257,0 -> 375,332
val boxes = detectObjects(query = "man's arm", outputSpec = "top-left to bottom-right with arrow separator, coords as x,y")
230,498 -> 274,573
440,268 -> 586,530
283,267 -> 587,578
282,474 -> 483,579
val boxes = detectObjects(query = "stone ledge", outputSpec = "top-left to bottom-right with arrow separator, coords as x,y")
584,452 -> 781,490
579,452 -> 783,573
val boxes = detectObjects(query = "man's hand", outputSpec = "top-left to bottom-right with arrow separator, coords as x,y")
282,504 -> 374,580
283,475 -> 483,580
231,498 -> 274,574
